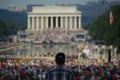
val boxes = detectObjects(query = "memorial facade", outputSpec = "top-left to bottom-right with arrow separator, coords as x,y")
27,6 -> 82,32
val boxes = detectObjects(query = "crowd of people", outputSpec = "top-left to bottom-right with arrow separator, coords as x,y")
0,29 -> 120,80
0,55 -> 120,80
28,28 -> 71,43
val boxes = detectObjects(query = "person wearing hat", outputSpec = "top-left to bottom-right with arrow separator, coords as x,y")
45,52 -> 75,80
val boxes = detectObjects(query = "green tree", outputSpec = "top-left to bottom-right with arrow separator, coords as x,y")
89,5 -> 120,53
0,20 -> 10,37
0,19 -> 27,38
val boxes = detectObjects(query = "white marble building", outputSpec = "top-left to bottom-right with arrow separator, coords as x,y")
27,6 -> 82,32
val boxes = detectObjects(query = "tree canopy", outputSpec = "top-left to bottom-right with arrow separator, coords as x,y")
89,5 -> 120,53
0,19 -> 26,38
0,9 -> 27,38
0,20 -> 10,37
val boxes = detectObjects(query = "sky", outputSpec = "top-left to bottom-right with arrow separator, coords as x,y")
0,0 -> 114,9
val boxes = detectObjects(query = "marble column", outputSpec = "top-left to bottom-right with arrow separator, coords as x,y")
36,17 -> 39,30
65,17 -> 68,29
41,17 -> 43,29
74,16 -> 77,30
56,17 -> 58,28
51,17 -> 53,28
63,17 -> 65,28
61,16 -> 63,28
32,17 -> 34,31
78,16 -> 81,29
72,17 -> 74,29
70,17 -> 72,30
46,17 -> 48,29
27,16 -> 30,30
43,17 -> 45,29
39,17 -> 41,30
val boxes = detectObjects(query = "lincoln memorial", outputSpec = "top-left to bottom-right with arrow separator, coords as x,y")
26,5 -> 84,43
27,6 -> 82,32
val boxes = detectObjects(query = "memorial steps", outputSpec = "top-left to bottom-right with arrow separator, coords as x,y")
28,28 -> 72,44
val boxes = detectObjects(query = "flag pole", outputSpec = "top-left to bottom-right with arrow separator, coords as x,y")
108,2 -> 114,63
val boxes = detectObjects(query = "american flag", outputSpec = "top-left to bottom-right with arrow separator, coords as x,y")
109,11 -> 114,26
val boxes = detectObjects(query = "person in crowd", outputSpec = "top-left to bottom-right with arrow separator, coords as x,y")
45,52 -> 75,80
75,73 -> 81,80
80,67 -> 95,80
109,70 -> 117,80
